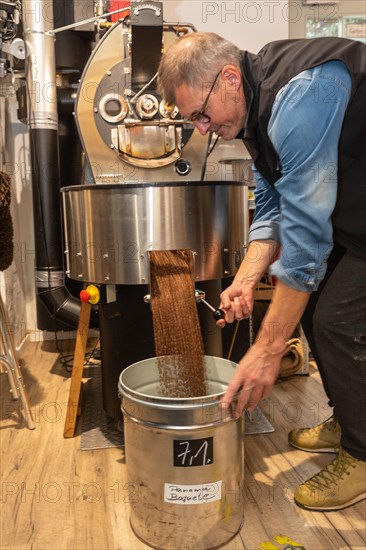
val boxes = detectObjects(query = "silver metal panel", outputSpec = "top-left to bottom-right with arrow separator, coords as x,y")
23,0 -> 58,130
74,21 -> 215,183
62,182 -> 248,284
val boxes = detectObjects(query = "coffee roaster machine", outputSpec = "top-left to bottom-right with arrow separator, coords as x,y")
62,1 -> 251,419
8,0 -> 251,420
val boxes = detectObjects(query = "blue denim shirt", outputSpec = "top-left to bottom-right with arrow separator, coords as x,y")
248,60 -> 352,292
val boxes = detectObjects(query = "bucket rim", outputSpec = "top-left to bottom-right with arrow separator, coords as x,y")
118,355 -> 238,407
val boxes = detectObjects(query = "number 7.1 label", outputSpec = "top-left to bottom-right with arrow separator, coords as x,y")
173,437 -> 213,467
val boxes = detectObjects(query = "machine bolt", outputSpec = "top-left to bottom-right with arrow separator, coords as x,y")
103,254 -> 109,259
94,108 -> 98,113
224,270 -> 230,275
77,274 -> 83,279
224,248 -> 229,252
141,278 -> 146,283
140,254 -> 144,259
110,144 -> 115,149
107,70 -> 111,76
76,251 -> 82,257
104,276 -> 110,282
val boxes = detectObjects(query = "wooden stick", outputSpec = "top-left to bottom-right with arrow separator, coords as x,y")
63,300 -> 91,438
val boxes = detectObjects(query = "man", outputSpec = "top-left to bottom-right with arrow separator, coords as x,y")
158,32 -> 366,511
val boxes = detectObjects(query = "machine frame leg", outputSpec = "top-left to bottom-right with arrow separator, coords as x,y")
0,293 -> 35,430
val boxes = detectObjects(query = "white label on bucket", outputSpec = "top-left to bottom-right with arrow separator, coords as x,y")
164,481 -> 222,505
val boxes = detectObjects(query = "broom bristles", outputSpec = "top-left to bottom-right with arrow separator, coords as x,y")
0,171 -> 14,271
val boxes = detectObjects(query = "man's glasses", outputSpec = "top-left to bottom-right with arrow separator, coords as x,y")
185,70 -> 221,124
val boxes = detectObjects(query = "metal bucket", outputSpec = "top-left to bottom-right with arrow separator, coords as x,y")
118,356 -> 244,550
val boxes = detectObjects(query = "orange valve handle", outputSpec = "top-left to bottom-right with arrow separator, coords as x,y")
80,285 -> 100,305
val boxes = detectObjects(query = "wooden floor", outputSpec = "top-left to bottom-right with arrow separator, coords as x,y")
0,339 -> 365,550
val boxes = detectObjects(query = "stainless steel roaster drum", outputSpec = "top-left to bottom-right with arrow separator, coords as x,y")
61,181 -> 247,285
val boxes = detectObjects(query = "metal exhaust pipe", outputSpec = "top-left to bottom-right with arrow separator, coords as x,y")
22,0 -> 97,330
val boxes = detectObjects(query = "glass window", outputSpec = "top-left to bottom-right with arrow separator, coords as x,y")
306,15 -> 365,44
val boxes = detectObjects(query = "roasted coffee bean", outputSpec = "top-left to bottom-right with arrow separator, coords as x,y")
149,250 -> 207,398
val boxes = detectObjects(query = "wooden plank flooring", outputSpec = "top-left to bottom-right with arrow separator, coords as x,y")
0,340 -> 365,550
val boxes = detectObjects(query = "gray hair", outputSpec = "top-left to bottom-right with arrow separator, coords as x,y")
157,32 -> 241,104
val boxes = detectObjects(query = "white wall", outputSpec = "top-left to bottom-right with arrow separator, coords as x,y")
1,95 -> 36,347
163,0 -> 289,52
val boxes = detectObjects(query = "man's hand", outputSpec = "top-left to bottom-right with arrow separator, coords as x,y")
217,282 -> 255,328
220,279 -> 311,416
216,240 -> 279,328
221,339 -> 284,416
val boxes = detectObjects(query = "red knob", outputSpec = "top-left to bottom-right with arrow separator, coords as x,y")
80,289 -> 90,303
